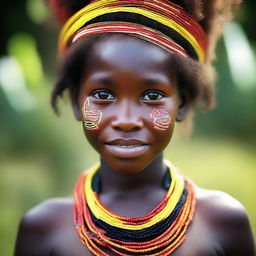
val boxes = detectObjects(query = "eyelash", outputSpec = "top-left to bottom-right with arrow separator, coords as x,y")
91,89 -> 115,100
141,90 -> 165,101
90,89 -> 165,101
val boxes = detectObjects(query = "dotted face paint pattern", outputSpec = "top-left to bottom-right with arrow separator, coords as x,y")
82,98 -> 103,130
151,109 -> 171,130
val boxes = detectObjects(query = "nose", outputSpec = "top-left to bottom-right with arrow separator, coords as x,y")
111,100 -> 143,131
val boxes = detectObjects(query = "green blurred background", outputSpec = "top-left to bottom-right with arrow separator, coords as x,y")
0,1 -> 255,255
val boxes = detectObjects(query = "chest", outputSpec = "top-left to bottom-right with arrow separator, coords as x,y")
50,212 -> 221,256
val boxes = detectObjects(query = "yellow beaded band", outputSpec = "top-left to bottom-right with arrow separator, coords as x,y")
84,160 -> 185,230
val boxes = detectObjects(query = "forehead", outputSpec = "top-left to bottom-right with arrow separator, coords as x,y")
88,35 -> 174,76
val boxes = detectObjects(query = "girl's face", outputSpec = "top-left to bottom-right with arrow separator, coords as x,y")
78,36 -> 184,174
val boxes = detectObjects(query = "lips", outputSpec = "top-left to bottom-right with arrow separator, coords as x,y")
104,139 -> 149,159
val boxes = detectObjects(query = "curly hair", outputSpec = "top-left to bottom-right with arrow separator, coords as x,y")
48,0 -> 241,115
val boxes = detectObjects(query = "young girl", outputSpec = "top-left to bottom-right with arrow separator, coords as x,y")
15,0 -> 255,255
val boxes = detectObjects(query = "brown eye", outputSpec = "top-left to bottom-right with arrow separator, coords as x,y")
92,89 -> 115,100
142,90 -> 165,101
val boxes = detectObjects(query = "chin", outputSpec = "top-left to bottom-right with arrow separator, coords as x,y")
106,157 -> 152,175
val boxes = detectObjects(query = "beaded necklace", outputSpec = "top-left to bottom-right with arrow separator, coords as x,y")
73,161 -> 196,255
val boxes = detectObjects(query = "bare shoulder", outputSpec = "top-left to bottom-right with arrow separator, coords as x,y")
195,187 -> 255,256
22,197 -> 73,225
19,197 -> 74,233
15,197 -> 73,256
195,187 -> 249,222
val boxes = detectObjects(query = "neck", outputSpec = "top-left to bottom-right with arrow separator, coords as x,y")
98,155 -> 166,195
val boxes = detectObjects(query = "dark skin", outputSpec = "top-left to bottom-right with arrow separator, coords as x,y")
15,36 -> 255,256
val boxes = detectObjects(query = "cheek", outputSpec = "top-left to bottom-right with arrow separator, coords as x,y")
82,97 -> 103,130
150,109 -> 172,131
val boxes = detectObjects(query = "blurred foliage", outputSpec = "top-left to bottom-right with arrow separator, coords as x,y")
0,0 -> 255,255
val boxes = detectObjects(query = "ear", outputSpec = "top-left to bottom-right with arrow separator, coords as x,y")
176,100 -> 189,122
72,100 -> 82,121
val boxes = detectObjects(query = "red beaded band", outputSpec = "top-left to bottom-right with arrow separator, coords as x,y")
88,0 -> 207,54
73,23 -> 188,57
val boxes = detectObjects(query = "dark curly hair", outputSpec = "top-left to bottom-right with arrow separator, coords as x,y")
48,0 -> 241,116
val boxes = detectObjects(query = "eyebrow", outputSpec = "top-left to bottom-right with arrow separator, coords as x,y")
142,78 -> 170,86
87,76 -> 116,86
142,72 -> 174,84
87,73 -> 173,87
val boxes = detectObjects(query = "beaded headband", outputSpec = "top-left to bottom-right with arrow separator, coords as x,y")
59,0 -> 207,62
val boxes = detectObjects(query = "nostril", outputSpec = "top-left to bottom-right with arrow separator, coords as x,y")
132,127 -> 141,131
113,126 -> 141,132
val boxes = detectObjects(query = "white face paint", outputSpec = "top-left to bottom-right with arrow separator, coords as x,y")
82,98 -> 103,130
151,109 -> 172,130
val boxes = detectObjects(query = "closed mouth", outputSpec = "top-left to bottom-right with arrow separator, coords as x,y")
104,139 -> 149,158
105,139 -> 148,147
111,144 -> 145,148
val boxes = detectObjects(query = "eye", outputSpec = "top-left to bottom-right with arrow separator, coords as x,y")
142,90 -> 165,101
91,89 -> 115,100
